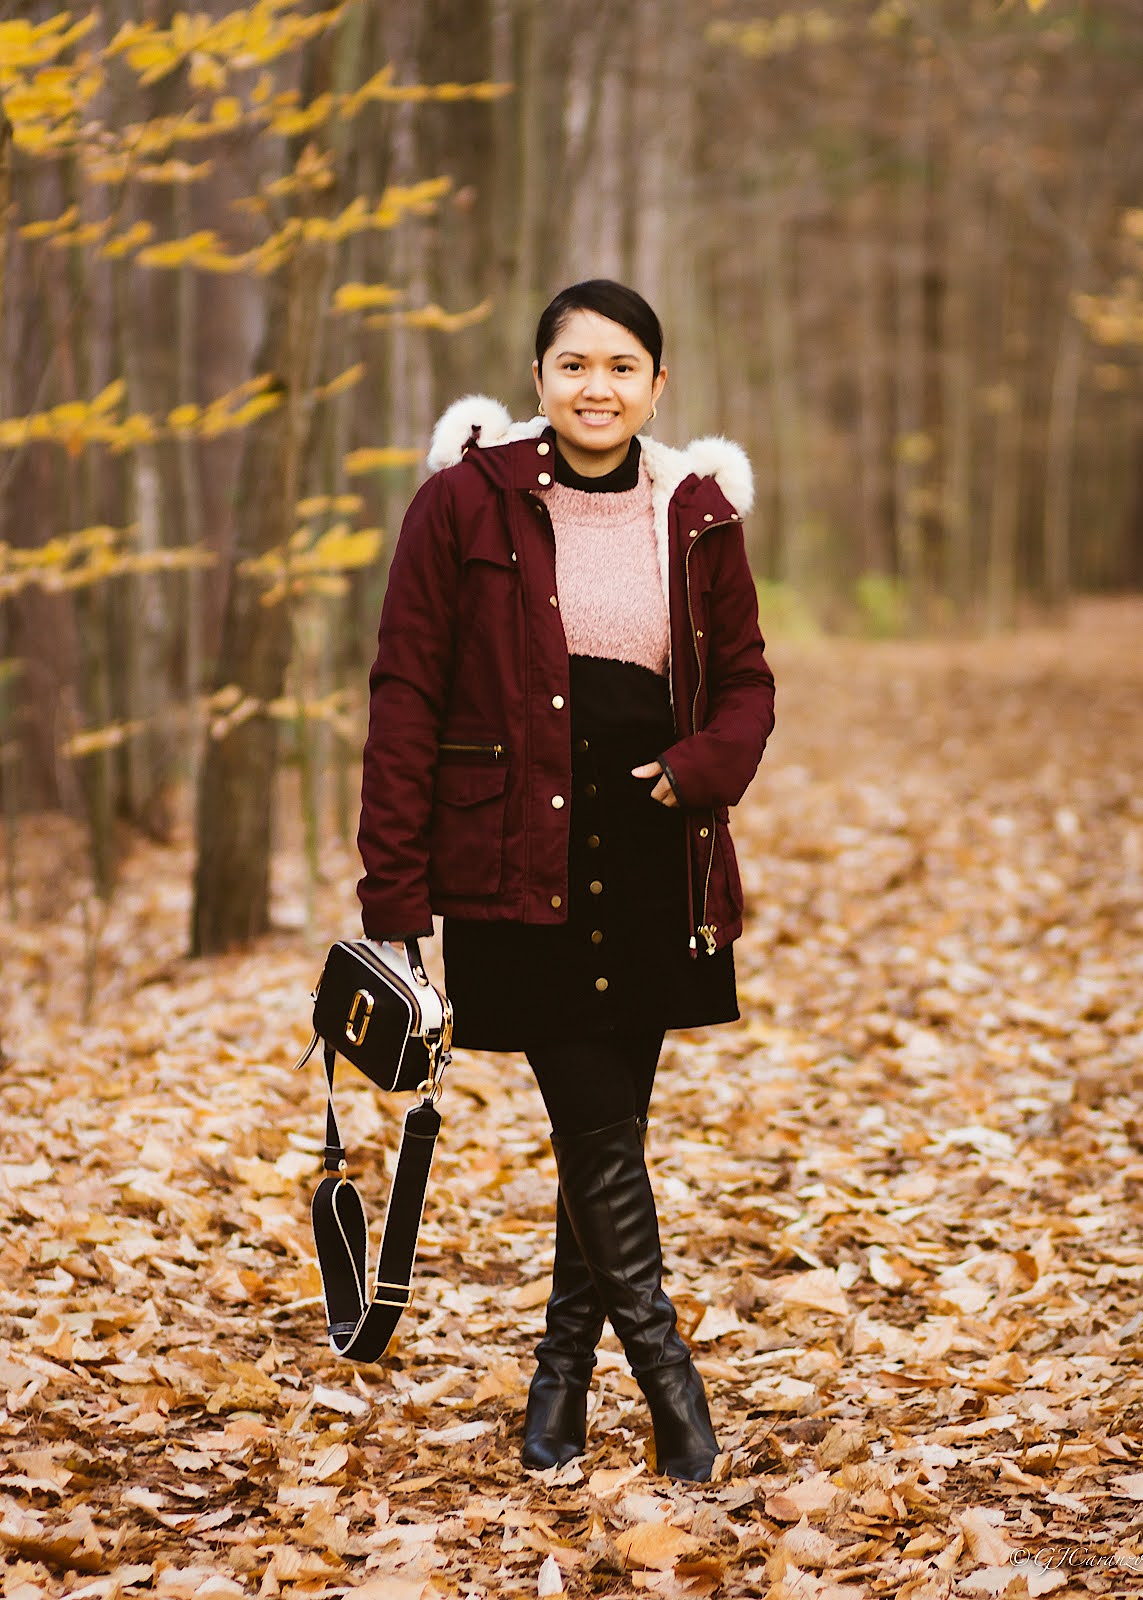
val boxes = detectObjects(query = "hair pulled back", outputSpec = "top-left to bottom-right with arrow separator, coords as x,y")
534,279 -> 664,377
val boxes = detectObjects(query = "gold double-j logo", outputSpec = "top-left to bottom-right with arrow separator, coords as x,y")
345,988 -> 374,1045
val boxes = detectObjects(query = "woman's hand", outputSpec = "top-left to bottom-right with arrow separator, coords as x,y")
631,761 -> 678,807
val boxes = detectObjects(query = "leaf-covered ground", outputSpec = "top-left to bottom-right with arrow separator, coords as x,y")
1,600 -> 1142,1600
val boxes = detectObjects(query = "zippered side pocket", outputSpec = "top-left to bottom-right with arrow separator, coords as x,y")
438,741 -> 506,763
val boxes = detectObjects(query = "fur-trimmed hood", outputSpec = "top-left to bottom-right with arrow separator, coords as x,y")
426,393 -> 754,518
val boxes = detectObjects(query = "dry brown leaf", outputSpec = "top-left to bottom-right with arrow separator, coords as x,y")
775,1517 -> 840,1570
614,1521 -> 703,1571
765,1472 -> 841,1521
770,1268 -> 851,1316
956,1507 -> 1018,1566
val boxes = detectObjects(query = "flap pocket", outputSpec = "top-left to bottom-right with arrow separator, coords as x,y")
434,763 -> 509,808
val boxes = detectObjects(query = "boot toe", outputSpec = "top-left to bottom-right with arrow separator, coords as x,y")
521,1433 -> 584,1470
658,1448 -> 718,1483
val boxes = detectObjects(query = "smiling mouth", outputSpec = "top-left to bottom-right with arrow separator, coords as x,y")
576,409 -> 619,425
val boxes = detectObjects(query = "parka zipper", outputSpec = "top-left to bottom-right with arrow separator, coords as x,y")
438,741 -> 505,761
684,517 -> 734,955
697,813 -> 718,954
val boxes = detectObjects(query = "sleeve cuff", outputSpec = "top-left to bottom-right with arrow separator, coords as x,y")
659,758 -> 684,806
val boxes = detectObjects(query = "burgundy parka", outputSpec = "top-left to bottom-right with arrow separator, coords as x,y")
357,396 -> 775,959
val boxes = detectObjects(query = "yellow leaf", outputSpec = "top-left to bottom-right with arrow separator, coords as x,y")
332,282 -> 403,313
343,447 -> 421,475
211,95 -> 243,127
101,220 -> 155,258
315,362 -> 365,400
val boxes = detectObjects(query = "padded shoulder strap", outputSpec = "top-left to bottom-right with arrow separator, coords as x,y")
311,1044 -> 444,1361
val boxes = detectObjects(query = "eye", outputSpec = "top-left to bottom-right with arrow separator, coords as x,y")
614,363 -> 633,373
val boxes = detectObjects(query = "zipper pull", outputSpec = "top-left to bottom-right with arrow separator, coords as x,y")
698,924 -> 718,955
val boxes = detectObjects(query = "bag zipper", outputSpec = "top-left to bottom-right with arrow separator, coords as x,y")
350,942 -> 424,1033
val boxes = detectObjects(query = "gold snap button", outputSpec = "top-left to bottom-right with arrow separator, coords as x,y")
589,880 -> 603,895
587,834 -> 600,848
699,827 -> 709,838
538,472 -> 552,486
591,929 -> 604,944
537,441 -> 550,455
551,694 -> 564,709
550,894 -> 562,908
595,977 -> 609,992
552,795 -> 565,809
549,595 -> 558,607
704,512 -> 714,521
576,738 -> 589,753
696,629 -> 704,639
511,551 -> 517,561
585,783 -> 597,798
689,529 -> 698,538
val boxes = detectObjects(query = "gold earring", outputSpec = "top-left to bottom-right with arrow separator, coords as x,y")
537,400 -> 545,417
648,405 -> 657,421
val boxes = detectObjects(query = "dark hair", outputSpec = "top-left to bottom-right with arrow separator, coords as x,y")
535,279 -> 664,377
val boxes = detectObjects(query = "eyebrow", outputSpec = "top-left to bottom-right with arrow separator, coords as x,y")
555,350 -> 643,362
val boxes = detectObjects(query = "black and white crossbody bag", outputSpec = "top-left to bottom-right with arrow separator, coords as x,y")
295,937 -> 452,1361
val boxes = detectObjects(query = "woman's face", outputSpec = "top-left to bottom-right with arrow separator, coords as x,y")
532,308 -> 668,476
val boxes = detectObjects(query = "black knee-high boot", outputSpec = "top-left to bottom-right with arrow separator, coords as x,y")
521,1120 -> 648,1470
550,1116 -> 719,1483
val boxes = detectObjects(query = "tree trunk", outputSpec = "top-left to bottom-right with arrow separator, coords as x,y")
940,118 -> 976,621
1041,309 -> 1082,612
191,236 -> 331,954
894,56 -> 930,630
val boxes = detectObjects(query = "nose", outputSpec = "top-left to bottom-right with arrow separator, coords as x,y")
581,368 -> 615,399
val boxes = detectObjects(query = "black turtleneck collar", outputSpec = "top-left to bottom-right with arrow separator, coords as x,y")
552,435 -> 641,493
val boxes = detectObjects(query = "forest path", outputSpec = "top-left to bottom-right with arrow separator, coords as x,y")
0,599 -> 1141,1598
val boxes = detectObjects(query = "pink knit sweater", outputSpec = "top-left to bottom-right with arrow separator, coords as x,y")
542,461 -> 669,676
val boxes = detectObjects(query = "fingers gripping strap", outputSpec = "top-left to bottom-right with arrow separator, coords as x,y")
311,1050 -> 443,1361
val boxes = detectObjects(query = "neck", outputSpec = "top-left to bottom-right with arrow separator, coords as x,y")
552,433 -> 635,478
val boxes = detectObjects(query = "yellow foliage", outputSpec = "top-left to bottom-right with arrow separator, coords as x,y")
19,207 -> 79,241
102,222 -> 156,259
314,365 -> 365,402
136,158 -> 213,184
238,518 -> 383,606
61,720 -> 148,760
296,494 -> 364,517
332,283 -> 404,314
366,298 -> 493,334
270,91 -> 333,137
707,10 -> 843,57
343,448 -> 421,475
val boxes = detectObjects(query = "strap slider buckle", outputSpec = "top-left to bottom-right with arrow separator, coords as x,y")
373,1280 -> 414,1309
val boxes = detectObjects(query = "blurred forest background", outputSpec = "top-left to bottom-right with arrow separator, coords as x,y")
0,0 -> 1141,953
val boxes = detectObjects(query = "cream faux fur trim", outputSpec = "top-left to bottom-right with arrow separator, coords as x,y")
426,395 -> 547,474
425,393 -> 754,517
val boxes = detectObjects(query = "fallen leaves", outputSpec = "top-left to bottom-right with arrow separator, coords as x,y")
1,611 -> 1142,1596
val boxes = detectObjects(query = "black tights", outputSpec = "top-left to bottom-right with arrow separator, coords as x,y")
523,1027 -> 666,1137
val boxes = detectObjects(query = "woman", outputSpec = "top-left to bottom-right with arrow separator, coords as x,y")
358,280 -> 775,1482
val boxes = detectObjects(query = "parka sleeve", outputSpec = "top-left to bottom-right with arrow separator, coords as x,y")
657,520 -> 775,809
356,471 -> 460,938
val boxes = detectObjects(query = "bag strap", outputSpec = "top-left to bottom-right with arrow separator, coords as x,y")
311,1036 -> 448,1361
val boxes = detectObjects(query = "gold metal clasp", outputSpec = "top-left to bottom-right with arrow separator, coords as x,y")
698,924 -> 718,955
345,989 -> 374,1045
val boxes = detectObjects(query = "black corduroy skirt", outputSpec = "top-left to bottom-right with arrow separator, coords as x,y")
443,657 -> 738,1051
